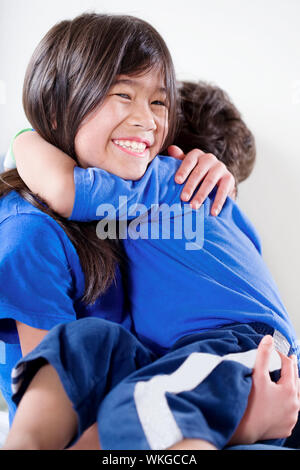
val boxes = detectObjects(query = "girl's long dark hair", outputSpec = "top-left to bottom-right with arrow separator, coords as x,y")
0,170 -> 119,304
0,13 -> 178,304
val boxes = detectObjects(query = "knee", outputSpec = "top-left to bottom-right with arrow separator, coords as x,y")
64,317 -> 121,345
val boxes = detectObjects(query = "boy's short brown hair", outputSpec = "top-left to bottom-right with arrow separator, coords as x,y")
174,81 -> 256,184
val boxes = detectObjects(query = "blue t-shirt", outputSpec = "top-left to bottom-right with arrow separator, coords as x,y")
0,191 -> 129,423
69,155 -> 298,356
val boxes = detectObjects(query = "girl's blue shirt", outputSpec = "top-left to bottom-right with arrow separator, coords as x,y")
69,155 -> 299,358
0,191 -> 129,423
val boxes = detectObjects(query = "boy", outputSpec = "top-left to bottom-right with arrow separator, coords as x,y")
174,80 -> 256,186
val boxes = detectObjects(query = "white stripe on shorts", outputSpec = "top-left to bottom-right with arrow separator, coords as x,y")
11,363 -> 26,395
133,347 -> 282,450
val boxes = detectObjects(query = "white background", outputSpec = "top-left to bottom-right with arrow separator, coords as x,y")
0,0 -> 299,336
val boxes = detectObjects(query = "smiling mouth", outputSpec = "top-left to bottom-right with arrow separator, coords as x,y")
112,139 -> 150,157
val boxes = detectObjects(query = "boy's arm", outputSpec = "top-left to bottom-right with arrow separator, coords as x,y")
14,131 -> 75,217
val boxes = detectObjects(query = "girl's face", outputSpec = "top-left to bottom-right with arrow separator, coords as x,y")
74,68 -> 169,180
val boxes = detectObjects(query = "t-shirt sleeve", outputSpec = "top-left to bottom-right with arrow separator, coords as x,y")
3,128 -> 34,170
0,214 -> 77,330
69,157 -> 182,223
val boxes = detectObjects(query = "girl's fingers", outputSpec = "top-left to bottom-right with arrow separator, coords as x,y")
167,145 -> 186,161
181,167 -> 209,204
175,149 -> 206,185
171,148 -> 236,215
209,174 -> 235,216
189,166 -> 233,213
228,186 -> 237,200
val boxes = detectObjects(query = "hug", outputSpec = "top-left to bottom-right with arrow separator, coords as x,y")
0,13 -> 299,450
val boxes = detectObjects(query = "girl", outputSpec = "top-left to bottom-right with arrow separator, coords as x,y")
0,12 -> 241,449
3,13 -> 300,450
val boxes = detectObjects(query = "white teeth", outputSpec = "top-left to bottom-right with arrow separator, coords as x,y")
114,139 -> 147,153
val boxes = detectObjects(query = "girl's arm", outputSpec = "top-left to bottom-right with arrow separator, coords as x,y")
14,131 -> 76,217
14,131 -> 235,219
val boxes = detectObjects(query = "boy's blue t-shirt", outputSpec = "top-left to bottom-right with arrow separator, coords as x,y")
69,155 -> 298,357
0,191 -> 129,423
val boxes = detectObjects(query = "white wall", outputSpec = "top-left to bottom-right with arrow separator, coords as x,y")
0,0 -> 299,333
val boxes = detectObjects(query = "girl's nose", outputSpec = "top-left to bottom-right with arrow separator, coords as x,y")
128,103 -> 157,131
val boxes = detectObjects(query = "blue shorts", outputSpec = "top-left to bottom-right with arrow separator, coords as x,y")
11,319 -> 293,450
11,318 -> 155,443
97,323 -> 290,450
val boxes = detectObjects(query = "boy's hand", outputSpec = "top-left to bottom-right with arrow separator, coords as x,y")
229,335 -> 300,446
168,145 -> 236,216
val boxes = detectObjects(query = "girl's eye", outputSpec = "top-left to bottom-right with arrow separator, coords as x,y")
152,100 -> 167,107
116,93 -> 131,100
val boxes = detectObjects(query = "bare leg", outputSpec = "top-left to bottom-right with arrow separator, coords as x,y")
66,422 -> 101,450
2,364 -> 78,450
168,438 -> 217,450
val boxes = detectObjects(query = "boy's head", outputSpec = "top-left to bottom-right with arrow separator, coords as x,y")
173,81 -> 256,185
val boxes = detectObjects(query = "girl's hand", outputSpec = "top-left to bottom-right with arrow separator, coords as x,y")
168,145 -> 236,216
229,335 -> 300,445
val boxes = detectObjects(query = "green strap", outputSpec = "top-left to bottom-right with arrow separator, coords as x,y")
9,128 -> 34,163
